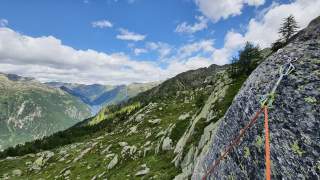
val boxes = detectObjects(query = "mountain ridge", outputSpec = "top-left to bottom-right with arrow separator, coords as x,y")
46,81 -> 160,114
0,73 -> 91,151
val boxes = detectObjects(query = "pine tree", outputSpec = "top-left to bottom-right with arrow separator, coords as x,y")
228,57 -> 239,77
279,15 -> 299,42
238,42 -> 262,75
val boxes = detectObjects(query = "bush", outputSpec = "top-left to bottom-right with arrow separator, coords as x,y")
195,93 -> 206,108
229,42 -> 262,77
170,119 -> 189,143
271,40 -> 286,52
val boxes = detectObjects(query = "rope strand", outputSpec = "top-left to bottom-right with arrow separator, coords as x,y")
202,107 -> 264,180
264,106 -> 271,180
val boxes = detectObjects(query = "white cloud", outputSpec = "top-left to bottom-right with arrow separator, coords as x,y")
116,28 -> 146,41
0,27 -> 164,84
165,56 -> 212,76
0,19 -> 8,27
146,42 -> 172,58
210,0 -> 320,65
158,39 -> 216,73
168,0 -> 320,67
239,0 -> 320,48
2,0 -> 318,85
195,0 -> 265,22
177,39 -> 215,59
134,48 -> 147,56
92,20 -> 113,28
175,16 -> 208,34
0,27 -> 218,84
210,31 -> 245,65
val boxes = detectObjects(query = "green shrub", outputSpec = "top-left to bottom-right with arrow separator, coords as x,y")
271,41 -> 286,52
170,119 -> 189,143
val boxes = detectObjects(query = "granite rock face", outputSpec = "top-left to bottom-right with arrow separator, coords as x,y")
193,16 -> 320,179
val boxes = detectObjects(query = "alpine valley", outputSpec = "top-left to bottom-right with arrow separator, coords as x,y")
46,82 -> 159,114
0,73 -> 91,151
0,73 -> 158,151
0,15 -> 319,180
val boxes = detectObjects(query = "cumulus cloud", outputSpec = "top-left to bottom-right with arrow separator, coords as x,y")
133,48 -> 147,56
116,28 -> 146,41
165,56 -> 212,76
171,0 -> 320,66
177,39 -> 215,59
92,20 -> 113,28
146,42 -> 172,58
0,19 -> 8,27
0,26 -> 218,84
2,0 -> 318,85
195,0 -> 265,22
0,27 -> 163,84
210,0 -> 320,64
238,0 -> 320,48
159,39 -> 216,73
175,16 -> 208,34
0,27 -> 214,85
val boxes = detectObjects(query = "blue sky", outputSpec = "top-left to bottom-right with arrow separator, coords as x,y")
0,0 -> 319,84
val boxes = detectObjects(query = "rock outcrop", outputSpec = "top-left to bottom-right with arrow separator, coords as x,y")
107,155 -> 119,170
193,16 -> 320,179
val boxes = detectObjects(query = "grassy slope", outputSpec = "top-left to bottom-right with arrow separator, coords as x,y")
0,66 -> 250,179
0,76 -> 91,151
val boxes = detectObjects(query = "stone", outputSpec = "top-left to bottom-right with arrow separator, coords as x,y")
34,157 -> 44,168
98,172 -> 106,178
162,137 -> 173,151
107,155 -> 118,169
31,151 -> 55,170
128,126 -> 138,135
105,153 -> 115,159
135,114 -> 144,122
12,169 -> 22,176
178,113 -> 190,120
59,166 -> 71,175
5,157 -> 16,160
144,141 -> 151,146
121,145 -> 137,157
145,132 -> 152,138
156,130 -> 166,138
118,142 -> 128,147
91,175 -> 97,180
73,142 -> 98,163
101,144 -> 112,155
64,170 -> 71,177
148,119 -> 161,124
135,164 -> 150,176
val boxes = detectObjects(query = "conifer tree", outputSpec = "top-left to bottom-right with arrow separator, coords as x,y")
279,15 -> 299,42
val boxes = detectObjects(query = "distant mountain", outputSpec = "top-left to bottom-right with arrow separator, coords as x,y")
46,82 -> 160,114
0,73 -> 91,151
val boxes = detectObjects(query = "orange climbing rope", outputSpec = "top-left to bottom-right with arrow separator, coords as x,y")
202,106 -> 271,180
201,58 -> 296,180
264,106 -> 271,180
202,57 -> 297,180
202,107 -> 264,180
